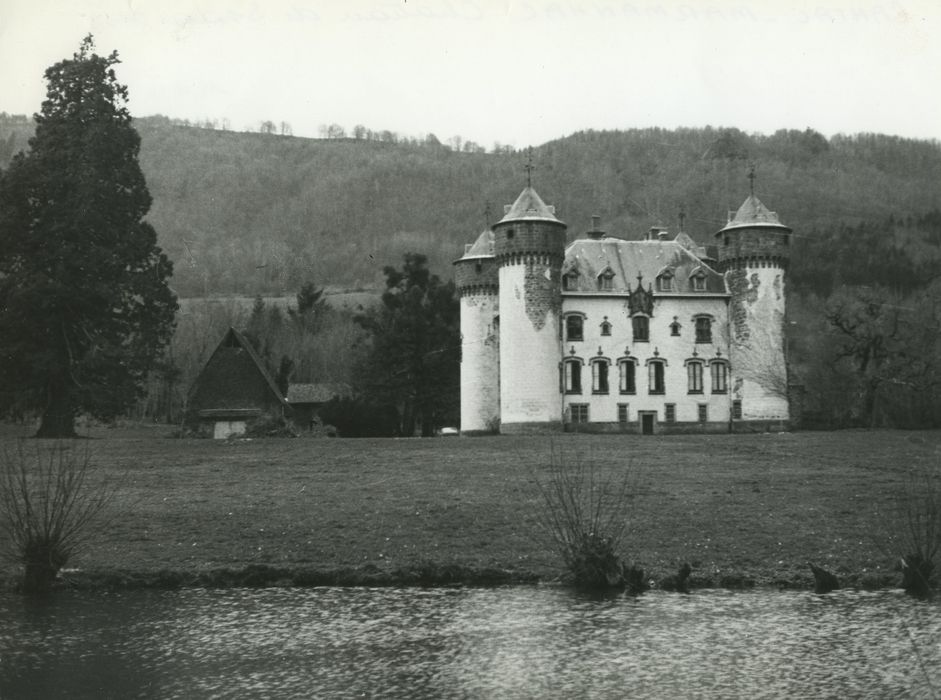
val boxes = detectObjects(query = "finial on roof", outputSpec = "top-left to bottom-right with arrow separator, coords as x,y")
748,164 -> 756,196
484,201 -> 492,228
524,147 -> 535,187
678,206 -> 686,232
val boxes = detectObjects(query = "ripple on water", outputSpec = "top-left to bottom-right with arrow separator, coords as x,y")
0,586 -> 939,699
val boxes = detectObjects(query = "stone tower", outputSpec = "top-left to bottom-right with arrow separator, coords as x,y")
715,185 -> 791,429
492,186 -> 567,433
453,229 -> 500,434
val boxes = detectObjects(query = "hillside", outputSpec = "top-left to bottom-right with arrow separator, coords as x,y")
2,113 -> 940,297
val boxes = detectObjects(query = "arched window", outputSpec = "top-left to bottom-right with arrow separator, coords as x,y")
563,358 -> 583,394
670,317 -> 681,336
591,359 -> 610,394
686,360 -> 704,394
647,359 -> 666,395
632,315 -> 649,342
600,317 -> 612,336
618,358 -> 637,394
694,315 -> 713,343
565,314 -> 584,341
710,360 -> 729,394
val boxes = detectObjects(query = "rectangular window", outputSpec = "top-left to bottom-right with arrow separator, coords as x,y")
698,404 -> 708,422
732,399 -> 742,420
570,404 -> 589,423
592,361 -> 609,394
619,361 -> 636,394
632,316 -> 649,342
649,361 -> 665,394
599,275 -> 613,291
564,361 -> 582,394
695,317 -> 712,343
711,362 -> 728,394
566,315 -> 583,341
665,403 -> 676,424
693,276 -> 706,291
687,362 -> 703,394
617,403 -> 629,424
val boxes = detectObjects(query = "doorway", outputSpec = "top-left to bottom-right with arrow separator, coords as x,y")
640,412 -> 656,435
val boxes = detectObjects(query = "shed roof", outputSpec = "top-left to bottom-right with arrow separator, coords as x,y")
286,383 -> 352,404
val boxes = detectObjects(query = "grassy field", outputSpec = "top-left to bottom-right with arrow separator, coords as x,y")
1,424 -> 938,590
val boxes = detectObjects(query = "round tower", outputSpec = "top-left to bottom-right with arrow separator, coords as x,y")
492,186 -> 567,433
715,186 -> 791,430
453,229 -> 500,435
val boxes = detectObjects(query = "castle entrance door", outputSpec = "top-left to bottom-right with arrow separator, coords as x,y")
640,412 -> 656,435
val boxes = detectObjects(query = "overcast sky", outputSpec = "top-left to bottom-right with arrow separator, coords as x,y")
2,0 -> 939,148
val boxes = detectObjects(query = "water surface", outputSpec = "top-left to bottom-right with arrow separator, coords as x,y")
1,586 -> 938,699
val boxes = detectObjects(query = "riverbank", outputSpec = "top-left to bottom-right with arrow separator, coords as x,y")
1,425 -> 935,592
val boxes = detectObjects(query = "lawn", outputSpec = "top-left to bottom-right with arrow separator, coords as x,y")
1,424 -> 938,590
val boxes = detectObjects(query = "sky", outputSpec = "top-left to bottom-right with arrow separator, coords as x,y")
1,0 -> 940,148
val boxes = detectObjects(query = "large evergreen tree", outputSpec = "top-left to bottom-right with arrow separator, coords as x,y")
0,36 -> 177,437
356,253 -> 460,436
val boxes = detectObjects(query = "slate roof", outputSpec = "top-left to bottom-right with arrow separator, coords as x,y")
458,228 -> 494,260
718,194 -> 791,233
286,383 -> 352,405
562,236 -> 726,295
187,327 -> 289,415
498,186 -> 565,225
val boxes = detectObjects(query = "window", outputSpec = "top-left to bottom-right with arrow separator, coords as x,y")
598,269 -> 615,291
619,360 -> 636,394
695,316 -> 712,343
732,399 -> 742,420
570,404 -> 589,423
711,362 -> 728,394
670,318 -> 681,336
687,361 -> 704,394
659,272 -> 674,292
506,227 -> 515,239
648,360 -> 665,394
692,274 -> 706,292
566,315 -> 584,341
632,315 -> 649,342
600,317 -> 612,336
592,360 -> 610,394
564,359 -> 582,394
665,403 -> 676,423
617,404 -> 629,424
698,404 -> 708,423
563,273 -> 578,291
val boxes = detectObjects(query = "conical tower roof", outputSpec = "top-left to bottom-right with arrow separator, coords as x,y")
498,186 -> 565,225
458,228 -> 494,260
717,194 -> 791,234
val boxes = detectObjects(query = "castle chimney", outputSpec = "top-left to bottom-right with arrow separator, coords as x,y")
587,215 -> 605,240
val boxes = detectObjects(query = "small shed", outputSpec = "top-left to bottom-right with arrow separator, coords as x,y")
187,327 -> 290,438
286,383 -> 351,430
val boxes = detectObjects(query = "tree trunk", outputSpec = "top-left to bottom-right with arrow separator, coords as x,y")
36,383 -> 77,438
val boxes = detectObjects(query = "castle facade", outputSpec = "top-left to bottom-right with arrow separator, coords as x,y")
454,184 -> 791,434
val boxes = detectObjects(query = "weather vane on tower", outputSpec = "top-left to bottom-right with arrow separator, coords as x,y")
524,147 -> 535,187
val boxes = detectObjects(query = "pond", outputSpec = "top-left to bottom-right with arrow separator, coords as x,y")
1,585 -> 939,699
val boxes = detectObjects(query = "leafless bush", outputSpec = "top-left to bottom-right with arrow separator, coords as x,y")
534,448 -> 639,590
0,442 -> 113,594
884,462 -> 941,597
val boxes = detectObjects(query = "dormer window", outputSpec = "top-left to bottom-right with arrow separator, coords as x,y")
598,268 -> 615,292
563,272 -> 578,291
692,274 -> 706,292
658,270 -> 674,292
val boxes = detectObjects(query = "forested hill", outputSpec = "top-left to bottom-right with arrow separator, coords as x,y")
2,113 -> 940,297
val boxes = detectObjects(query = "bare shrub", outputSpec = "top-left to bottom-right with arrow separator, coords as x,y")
534,448 -> 640,591
0,442 -> 113,594
883,462 -> 941,597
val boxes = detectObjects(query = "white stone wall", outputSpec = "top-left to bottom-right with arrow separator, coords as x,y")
499,263 -> 562,427
727,267 -> 789,422
459,292 -> 500,433
560,295 -> 732,425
